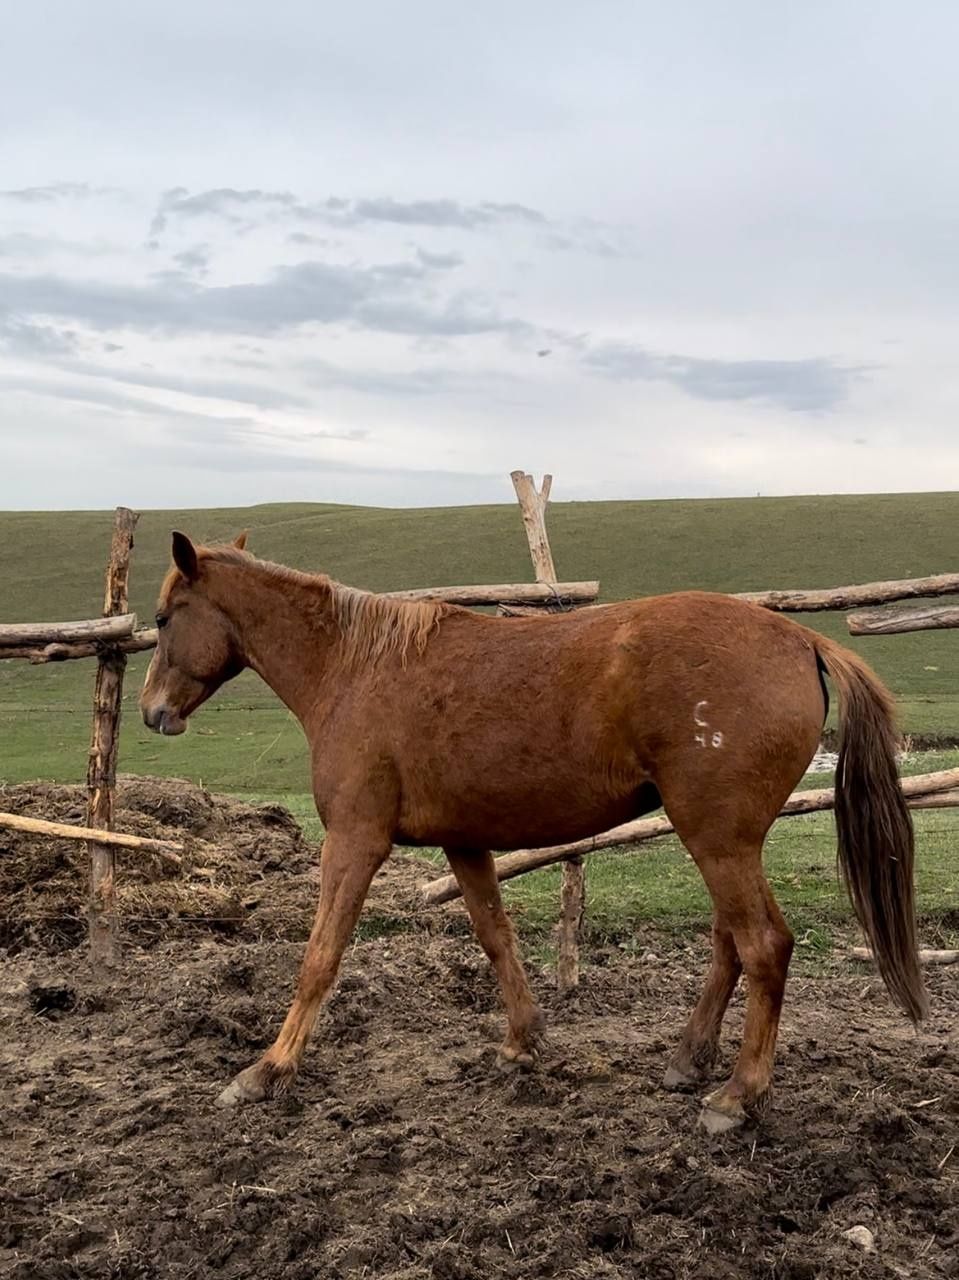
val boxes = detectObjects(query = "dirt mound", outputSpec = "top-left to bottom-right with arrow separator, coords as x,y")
1,776 -> 956,1278
2,933 -> 956,1280
0,777 -> 437,953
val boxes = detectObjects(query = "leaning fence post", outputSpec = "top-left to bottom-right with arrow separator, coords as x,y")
509,470 -> 585,995
87,506 -> 139,966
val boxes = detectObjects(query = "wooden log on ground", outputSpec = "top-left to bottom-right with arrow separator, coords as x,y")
420,767 -> 959,905
87,507 -> 139,965
423,816 -> 674,904
736,571 -> 959,613
847,603 -> 959,636
850,947 -> 959,966
0,614 -> 137,647
389,581 -> 599,606
0,811 -> 183,865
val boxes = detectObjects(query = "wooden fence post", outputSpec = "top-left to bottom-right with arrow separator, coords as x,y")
509,470 -> 585,995
87,506 -> 139,966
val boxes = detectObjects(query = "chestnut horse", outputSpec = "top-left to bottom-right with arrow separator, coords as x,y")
140,533 -> 925,1132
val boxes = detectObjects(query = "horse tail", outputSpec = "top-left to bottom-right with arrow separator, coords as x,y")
812,635 -> 927,1023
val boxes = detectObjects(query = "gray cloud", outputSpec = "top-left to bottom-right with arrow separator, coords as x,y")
286,231 -> 330,247
0,317 -> 80,357
301,356 -> 521,400
149,186 -> 547,237
171,244 -> 212,275
164,420 -> 369,448
543,230 -> 625,259
415,247 -> 463,270
584,342 -> 858,412
0,259 -> 523,339
0,230 -> 113,259
149,186 -> 293,236
2,370 -> 367,455
143,427 -> 485,485
3,2 -> 958,509
0,182 -> 109,203
0,371 -> 267,428
0,232 -> 61,257
59,358 -> 311,410
323,196 -> 546,229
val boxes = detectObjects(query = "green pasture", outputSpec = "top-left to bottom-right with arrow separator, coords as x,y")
1,492 -> 956,954
2,491 -> 958,792
244,748 -> 959,954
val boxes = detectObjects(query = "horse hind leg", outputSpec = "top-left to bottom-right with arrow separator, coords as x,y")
444,847 -> 545,1067
667,828 -> 794,1131
663,912 -> 742,1089
702,846 -> 793,1131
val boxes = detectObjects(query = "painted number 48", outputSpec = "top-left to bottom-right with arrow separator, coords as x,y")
694,701 -> 724,749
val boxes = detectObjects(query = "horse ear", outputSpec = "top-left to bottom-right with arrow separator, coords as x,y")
171,531 -> 199,581
232,530 -> 248,551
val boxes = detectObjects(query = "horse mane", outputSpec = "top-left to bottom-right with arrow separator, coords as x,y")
327,584 -> 450,668
200,545 -> 452,667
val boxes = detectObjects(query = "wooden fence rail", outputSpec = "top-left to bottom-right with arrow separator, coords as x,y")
736,572 -> 959,612
0,614 -> 137,646
0,631 -> 159,664
0,583 -> 600,665
0,810 -> 183,864
420,768 -> 959,905
847,603 -> 959,636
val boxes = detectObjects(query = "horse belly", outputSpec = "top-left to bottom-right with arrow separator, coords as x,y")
395,775 -> 660,852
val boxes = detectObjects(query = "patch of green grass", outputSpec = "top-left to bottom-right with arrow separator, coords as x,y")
243,765 -> 959,954
243,790 -> 326,841
509,752 -> 959,950
499,811 -> 958,946
2,492 -> 958,789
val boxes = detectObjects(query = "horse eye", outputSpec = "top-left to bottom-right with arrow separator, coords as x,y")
155,613 -> 169,629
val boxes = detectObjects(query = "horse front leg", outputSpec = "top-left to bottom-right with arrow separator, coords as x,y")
444,847 -> 545,1068
216,828 -> 390,1107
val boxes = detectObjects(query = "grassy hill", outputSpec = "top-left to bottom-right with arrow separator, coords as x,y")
2,491 -> 958,792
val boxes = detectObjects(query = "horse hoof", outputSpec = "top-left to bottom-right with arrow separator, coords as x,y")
663,1062 -> 701,1091
215,1069 -> 268,1108
698,1104 -> 744,1134
496,1046 -> 536,1073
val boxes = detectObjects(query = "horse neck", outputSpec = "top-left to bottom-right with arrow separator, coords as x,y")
206,558 -> 334,723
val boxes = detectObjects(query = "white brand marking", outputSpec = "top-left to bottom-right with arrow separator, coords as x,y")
693,701 -> 725,749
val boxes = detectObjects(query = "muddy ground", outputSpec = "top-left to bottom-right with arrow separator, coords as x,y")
1,779 -> 956,1279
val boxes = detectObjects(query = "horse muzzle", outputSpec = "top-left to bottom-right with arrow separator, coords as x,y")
141,704 -> 188,736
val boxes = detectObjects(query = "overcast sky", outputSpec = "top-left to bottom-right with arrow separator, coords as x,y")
2,1 -> 958,509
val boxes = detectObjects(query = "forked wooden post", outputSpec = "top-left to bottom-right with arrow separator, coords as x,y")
509,470 -> 585,994
510,470 -> 557,582
87,506 -> 139,965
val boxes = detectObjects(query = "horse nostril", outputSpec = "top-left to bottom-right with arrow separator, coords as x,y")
142,705 -> 162,731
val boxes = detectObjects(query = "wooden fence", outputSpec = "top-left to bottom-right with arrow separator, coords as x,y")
2,481 -> 958,979
0,484 -> 599,968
